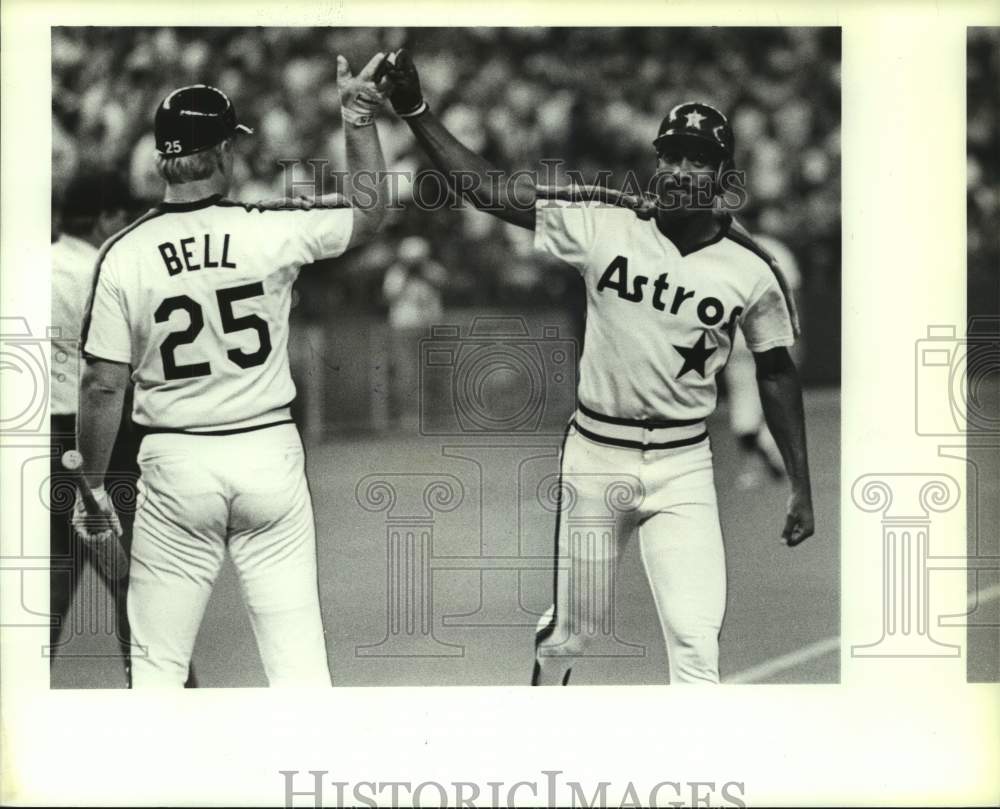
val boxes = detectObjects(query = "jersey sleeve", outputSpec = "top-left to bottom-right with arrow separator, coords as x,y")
741,268 -> 796,352
287,206 -> 355,263
82,254 -> 132,364
533,199 -> 603,272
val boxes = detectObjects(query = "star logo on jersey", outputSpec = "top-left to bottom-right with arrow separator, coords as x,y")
684,110 -> 707,130
673,331 -> 717,378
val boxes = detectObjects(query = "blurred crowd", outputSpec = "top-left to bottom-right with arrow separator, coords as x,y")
53,27 -> 842,316
968,28 -> 999,300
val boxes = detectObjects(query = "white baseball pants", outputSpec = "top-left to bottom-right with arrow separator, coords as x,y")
128,423 -> 331,687
537,409 -> 726,684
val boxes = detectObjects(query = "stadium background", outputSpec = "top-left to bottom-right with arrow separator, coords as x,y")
968,27 -> 999,319
53,26 -> 842,405
965,27 -> 999,683
51,27 -> 846,686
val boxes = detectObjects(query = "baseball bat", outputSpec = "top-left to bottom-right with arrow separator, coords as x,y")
61,449 -> 105,516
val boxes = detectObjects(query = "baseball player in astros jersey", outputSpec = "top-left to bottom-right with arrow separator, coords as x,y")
377,51 -> 815,685
75,55 -> 390,687
723,234 -> 804,488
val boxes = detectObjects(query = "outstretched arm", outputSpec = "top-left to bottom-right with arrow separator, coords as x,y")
379,50 -> 650,230
380,49 -> 535,229
753,346 -> 815,546
338,53 -> 390,249
408,108 -> 537,229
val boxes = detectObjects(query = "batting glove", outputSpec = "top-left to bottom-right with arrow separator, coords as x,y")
337,52 -> 389,127
375,49 -> 427,118
72,486 -> 128,582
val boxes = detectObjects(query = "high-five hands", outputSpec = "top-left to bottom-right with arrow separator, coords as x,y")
337,52 -> 390,127
374,49 -> 427,118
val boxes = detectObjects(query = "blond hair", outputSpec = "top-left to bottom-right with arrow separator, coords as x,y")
155,141 -> 227,184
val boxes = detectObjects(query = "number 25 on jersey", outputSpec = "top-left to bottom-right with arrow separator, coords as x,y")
155,281 -> 272,380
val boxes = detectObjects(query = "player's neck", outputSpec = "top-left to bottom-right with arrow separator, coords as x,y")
654,208 -> 722,251
163,175 -> 229,205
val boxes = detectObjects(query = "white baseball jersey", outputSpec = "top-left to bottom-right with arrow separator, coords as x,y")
51,233 -> 99,416
83,194 -> 352,431
534,200 -> 794,421
755,233 -> 801,291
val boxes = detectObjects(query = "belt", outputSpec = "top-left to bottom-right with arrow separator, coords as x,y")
135,406 -> 295,438
571,404 -> 708,451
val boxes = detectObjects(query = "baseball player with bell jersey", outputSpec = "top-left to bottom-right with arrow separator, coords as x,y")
377,51 -> 814,685
76,55 -> 391,687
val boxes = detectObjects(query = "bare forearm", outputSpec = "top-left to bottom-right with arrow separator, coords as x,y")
77,371 -> 126,490
405,109 -> 536,228
757,368 -> 812,495
344,121 -> 388,242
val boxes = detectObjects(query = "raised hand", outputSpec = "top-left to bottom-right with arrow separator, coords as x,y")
337,52 -> 389,127
375,49 -> 427,117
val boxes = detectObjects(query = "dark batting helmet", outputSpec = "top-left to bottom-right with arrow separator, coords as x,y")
652,102 -> 735,168
154,84 -> 254,157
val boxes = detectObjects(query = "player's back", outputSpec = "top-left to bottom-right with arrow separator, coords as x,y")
83,194 -> 353,432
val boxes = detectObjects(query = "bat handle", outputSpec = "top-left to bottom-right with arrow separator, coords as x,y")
77,475 -> 104,516
61,450 -> 104,516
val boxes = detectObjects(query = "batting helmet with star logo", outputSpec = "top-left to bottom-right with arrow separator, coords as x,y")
652,102 -> 735,167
